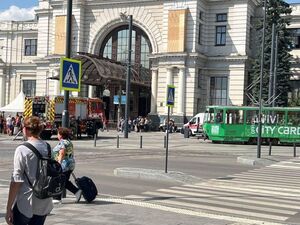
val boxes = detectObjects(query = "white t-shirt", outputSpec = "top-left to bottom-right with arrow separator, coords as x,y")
6,117 -> 12,126
11,139 -> 53,218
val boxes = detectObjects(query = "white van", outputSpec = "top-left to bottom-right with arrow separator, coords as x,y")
182,113 -> 205,136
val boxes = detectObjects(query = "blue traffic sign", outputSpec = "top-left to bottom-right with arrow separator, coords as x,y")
113,95 -> 126,105
60,57 -> 82,92
166,85 -> 175,107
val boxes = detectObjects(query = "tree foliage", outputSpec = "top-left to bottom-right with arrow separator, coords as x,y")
248,0 -> 292,107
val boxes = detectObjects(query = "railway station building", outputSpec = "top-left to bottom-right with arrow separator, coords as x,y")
0,0 -> 299,124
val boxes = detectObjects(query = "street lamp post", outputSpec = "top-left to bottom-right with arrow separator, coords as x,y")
257,0 -> 267,158
62,0 -> 73,128
120,13 -> 133,139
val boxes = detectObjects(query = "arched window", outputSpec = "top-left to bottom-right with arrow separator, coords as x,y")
100,25 -> 151,71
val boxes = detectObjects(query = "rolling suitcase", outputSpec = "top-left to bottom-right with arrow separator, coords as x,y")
72,173 -> 98,203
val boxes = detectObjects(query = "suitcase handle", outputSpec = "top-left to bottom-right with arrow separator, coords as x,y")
71,172 -> 77,180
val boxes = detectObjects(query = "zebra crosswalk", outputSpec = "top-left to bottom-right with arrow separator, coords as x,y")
118,158 -> 300,224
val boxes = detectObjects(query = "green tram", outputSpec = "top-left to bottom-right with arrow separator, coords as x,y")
203,106 -> 300,144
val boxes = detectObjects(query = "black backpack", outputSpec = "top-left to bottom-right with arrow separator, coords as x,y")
22,142 -> 66,199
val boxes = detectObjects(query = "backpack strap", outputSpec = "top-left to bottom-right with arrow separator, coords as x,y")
22,142 -> 51,159
46,143 -> 51,158
22,142 -> 43,159
21,142 -> 51,188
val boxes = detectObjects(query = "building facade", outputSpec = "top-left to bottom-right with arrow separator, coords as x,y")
0,0 -> 299,123
290,4 -> 300,100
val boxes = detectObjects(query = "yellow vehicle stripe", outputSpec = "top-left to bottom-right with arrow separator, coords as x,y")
24,98 -> 32,118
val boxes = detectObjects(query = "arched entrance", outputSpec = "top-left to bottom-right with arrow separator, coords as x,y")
97,25 -> 153,121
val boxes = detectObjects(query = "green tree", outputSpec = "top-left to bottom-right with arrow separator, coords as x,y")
248,0 -> 292,107
288,97 -> 300,106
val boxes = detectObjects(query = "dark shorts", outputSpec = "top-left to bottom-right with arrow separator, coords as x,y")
13,205 -> 47,225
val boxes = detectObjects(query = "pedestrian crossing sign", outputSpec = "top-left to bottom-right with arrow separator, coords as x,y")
166,85 -> 175,107
60,57 -> 82,92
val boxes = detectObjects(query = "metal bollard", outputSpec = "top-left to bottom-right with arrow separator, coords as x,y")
294,143 -> 297,157
268,139 -> 272,156
164,136 -> 166,148
94,132 -> 97,147
140,135 -> 143,149
117,135 -> 119,148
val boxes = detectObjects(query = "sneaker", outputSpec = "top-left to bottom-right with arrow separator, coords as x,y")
75,189 -> 82,203
52,199 -> 62,204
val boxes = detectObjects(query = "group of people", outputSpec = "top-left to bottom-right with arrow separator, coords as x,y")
118,116 -> 152,132
159,118 -> 177,133
5,116 -> 81,225
0,114 -> 23,136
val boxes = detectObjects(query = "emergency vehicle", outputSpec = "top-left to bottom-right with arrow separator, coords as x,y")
181,113 -> 205,136
23,96 -> 106,139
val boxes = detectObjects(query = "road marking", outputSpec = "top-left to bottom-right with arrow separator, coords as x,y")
212,181 -> 300,193
271,164 -> 300,169
170,186 -> 300,209
193,183 -> 300,197
143,190 -> 297,220
216,177 -> 300,188
229,174 -> 300,185
96,196 -> 284,225
119,158 -> 300,224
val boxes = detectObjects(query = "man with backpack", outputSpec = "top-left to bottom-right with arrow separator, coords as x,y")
5,116 -> 56,225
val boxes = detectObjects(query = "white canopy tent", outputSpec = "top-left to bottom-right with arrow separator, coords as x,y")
0,92 -> 25,113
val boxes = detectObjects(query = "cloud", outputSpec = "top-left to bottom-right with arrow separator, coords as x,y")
0,6 -> 36,21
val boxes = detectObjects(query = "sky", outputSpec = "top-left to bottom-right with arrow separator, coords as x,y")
0,0 -> 300,21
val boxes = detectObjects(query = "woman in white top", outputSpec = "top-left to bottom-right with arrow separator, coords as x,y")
6,116 -> 53,225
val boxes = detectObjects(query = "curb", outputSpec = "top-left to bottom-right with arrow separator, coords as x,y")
237,155 -> 284,166
114,167 -> 202,184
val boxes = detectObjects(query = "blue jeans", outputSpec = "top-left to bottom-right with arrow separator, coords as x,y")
13,205 -> 47,225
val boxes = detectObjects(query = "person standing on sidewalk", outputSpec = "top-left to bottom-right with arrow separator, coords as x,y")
0,115 -> 4,133
52,127 -> 82,204
5,116 -> 53,225
6,115 -> 12,136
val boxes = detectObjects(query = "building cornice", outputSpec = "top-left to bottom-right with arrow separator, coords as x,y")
150,52 -> 248,62
149,52 -> 188,60
35,8 -> 52,15
33,58 -> 51,64
189,52 -> 208,60
207,0 -> 260,6
208,55 -> 248,62
50,0 -> 161,7
14,63 -> 37,68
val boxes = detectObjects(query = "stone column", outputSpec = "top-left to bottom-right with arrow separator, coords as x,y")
177,67 -> 185,115
0,68 -> 5,107
166,67 -> 173,86
165,67 -> 173,113
150,68 -> 158,114
88,86 -> 95,98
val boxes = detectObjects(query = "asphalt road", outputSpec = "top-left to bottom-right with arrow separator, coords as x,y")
0,131 -> 299,225
0,132 -> 256,196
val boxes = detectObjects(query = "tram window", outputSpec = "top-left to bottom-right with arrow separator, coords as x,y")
246,110 -> 259,124
207,109 -> 215,123
287,111 -> 300,126
226,110 -> 243,124
264,111 -> 285,125
215,110 -> 223,123
277,112 -> 285,125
